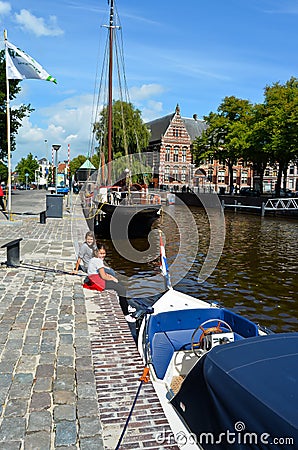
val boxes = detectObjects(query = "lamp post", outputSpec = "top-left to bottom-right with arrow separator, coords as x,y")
25,172 -> 29,190
52,145 -> 61,194
45,139 -> 48,188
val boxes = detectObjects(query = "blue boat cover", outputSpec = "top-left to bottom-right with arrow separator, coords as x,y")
170,333 -> 298,450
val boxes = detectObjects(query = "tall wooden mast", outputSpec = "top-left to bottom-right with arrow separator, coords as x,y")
107,0 -> 114,186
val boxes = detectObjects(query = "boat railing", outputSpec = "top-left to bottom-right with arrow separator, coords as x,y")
92,189 -> 162,206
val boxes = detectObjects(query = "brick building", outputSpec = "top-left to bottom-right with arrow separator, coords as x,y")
146,104 -> 206,189
146,105 -> 297,194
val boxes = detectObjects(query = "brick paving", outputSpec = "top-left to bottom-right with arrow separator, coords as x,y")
0,194 -> 178,449
85,291 -> 178,450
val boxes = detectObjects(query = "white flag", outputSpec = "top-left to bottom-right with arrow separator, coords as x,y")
5,40 -> 57,84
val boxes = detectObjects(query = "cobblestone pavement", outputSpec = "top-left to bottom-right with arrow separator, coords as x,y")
0,195 -> 104,449
0,193 -> 177,450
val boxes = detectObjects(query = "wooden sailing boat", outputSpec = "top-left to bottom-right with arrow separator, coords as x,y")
86,0 -> 161,239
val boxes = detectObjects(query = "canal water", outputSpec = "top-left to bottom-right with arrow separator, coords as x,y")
97,205 -> 298,333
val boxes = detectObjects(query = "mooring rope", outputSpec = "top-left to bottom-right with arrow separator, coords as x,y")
114,368 -> 150,450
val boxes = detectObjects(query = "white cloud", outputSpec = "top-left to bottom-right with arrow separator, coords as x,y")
14,94 -> 94,166
130,84 -> 164,101
15,9 -> 63,37
142,101 -> 164,122
0,1 -> 11,15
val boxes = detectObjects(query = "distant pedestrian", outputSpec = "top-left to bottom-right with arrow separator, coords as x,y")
72,231 -> 97,274
84,244 -> 136,323
0,184 -> 5,211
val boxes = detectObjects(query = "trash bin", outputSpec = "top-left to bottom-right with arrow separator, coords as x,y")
40,210 -> 47,224
46,194 -> 63,218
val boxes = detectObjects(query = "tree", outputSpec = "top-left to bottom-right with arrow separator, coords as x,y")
93,100 -> 150,159
0,161 -> 8,183
193,96 -> 253,193
69,155 -> 88,176
15,153 -> 39,184
263,77 -> 298,195
0,50 -> 34,161
241,103 -> 273,194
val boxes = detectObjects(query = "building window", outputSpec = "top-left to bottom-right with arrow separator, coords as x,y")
265,168 -> 270,176
241,171 -> 248,185
164,166 -> 170,182
181,166 -> 186,182
173,165 -> 179,181
289,165 -> 295,175
173,146 -> 179,162
288,178 -> 294,189
165,146 -> 170,162
218,170 -> 225,183
182,147 -> 187,162
233,170 -> 237,184
208,169 -> 213,182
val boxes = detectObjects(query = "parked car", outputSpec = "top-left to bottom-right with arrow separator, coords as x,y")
272,189 -> 295,198
239,187 -> 260,197
57,186 -> 69,195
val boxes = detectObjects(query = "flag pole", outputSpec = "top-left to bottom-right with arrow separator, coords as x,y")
159,229 -> 172,290
4,29 -> 12,220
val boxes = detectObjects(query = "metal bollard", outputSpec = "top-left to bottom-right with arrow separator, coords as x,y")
40,210 -> 47,224
1,238 -> 23,267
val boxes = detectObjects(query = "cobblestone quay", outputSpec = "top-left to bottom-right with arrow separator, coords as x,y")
0,194 -> 177,449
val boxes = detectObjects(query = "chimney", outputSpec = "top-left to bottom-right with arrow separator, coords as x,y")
193,114 -> 198,121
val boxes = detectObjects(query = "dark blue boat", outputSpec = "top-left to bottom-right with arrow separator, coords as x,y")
170,332 -> 298,449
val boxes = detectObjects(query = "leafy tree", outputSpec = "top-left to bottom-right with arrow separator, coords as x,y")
90,154 -> 100,169
69,155 -> 87,176
93,100 -> 150,159
0,50 -> 34,161
263,77 -> 298,195
15,153 -> 39,184
193,96 -> 252,193
241,103 -> 273,194
0,161 -> 8,183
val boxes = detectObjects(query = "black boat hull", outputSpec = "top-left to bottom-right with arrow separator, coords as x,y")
84,202 -> 161,238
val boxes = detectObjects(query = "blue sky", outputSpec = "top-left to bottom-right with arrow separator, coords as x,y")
1,0 -> 298,167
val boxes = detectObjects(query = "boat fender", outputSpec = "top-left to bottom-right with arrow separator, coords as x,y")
140,367 -> 150,383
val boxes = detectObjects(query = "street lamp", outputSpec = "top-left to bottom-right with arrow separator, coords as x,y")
52,145 -> 61,194
25,172 -> 29,190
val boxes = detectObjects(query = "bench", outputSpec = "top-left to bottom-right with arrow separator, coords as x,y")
1,238 -> 23,267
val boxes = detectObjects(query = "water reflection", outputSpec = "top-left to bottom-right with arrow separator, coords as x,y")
96,206 -> 298,333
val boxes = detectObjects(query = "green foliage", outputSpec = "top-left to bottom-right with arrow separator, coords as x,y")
193,96 -> 253,191
0,50 -> 34,161
15,153 -> 39,184
69,155 -> 88,176
0,161 -> 8,182
263,77 -> 298,193
93,100 -> 150,159
193,79 -> 298,193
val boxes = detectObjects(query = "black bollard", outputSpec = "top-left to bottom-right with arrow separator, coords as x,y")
40,210 -> 47,224
1,238 -> 23,267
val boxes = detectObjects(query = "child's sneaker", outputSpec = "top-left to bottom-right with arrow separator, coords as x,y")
125,314 -> 136,323
128,305 -> 136,313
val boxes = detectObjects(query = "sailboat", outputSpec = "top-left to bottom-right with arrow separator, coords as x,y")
84,0 -> 161,239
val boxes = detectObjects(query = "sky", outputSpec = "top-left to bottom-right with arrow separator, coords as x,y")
1,0 -> 298,168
